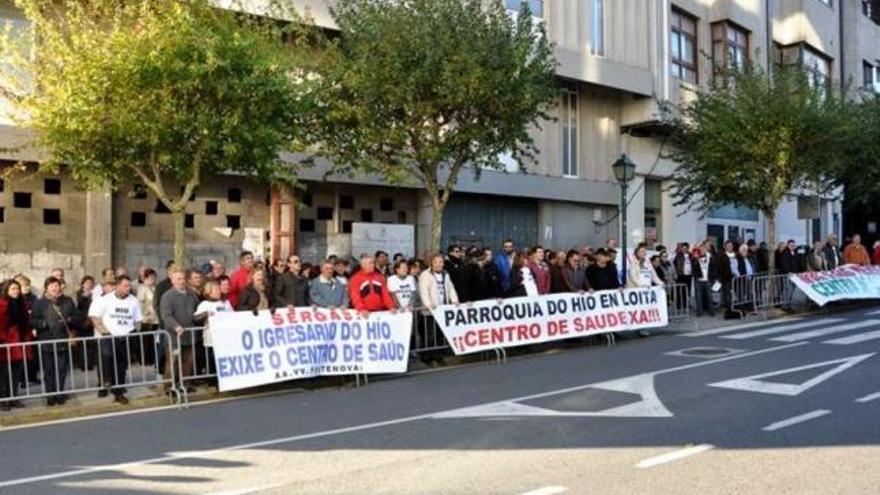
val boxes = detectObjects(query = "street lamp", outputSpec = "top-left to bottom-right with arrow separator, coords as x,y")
612,153 -> 636,281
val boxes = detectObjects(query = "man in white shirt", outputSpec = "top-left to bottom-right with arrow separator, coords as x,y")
89,275 -> 142,405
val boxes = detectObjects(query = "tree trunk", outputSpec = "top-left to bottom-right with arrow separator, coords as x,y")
429,198 -> 444,255
172,208 -> 187,268
766,211 -> 776,273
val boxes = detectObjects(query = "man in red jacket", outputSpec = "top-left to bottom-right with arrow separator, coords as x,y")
228,251 -> 254,309
349,255 -> 396,315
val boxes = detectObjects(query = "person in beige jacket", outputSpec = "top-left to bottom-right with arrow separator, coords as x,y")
418,254 -> 460,309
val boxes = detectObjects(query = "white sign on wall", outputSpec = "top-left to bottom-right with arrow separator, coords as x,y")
351,223 -> 415,258
242,228 -> 266,261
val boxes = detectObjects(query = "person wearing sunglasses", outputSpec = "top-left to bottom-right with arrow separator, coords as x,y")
274,255 -> 310,308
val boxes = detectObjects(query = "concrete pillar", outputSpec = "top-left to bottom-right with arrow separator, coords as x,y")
84,190 -> 113,277
415,191 -> 434,257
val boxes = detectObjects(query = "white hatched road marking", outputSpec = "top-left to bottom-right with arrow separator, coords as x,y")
824,329 -> 880,345
762,410 -> 831,432
866,309 -> 880,316
518,486 -> 569,495
856,392 -> 880,403
203,484 -> 283,495
770,320 -> 880,342
684,318 -> 803,337
721,318 -> 845,340
635,444 -> 715,468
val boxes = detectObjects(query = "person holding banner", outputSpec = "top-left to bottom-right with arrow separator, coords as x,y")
389,260 -> 420,310
627,243 -> 664,289
507,253 -> 538,297
843,234 -> 871,267
310,260 -> 350,309
349,255 -> 396,315
586,248 -> 620,291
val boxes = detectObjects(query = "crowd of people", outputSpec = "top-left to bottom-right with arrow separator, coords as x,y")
1,231 -> 878,410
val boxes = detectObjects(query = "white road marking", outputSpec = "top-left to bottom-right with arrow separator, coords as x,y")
519,486 -> 568,495
770,320 -> 880,342
762,410 -> 831,432
0,342 -> 806,490
683,318 -> 802,337
824,329 -> 880,345
865,309 -> 880,316
708,353 -> 875,396
635,444 -> 714,468
855,392 -> 880,403
203,484 -> 283,495
721,318 -> 845,340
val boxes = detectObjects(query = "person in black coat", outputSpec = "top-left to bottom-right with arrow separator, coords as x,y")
273,255 -> 309,307
444,245 -> 471,302
586,248 -> 620,291
476,249 -> 503,300
30,277 -> 83,406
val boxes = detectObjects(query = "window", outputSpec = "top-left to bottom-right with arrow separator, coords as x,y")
43,178 -> 61,195
670,9 -> 698,84
561,90 -> 578,177
301,193 -> 313,207
299,218 -> 316,232
133,184 -> 148,199
339,195 -> 354,209
802,45 -> 830,90
864,61 -> 879,92
226,215 -> 241,230
341,220 -> 353,234
712,21 -> 748,77
397,211 -> 407,224
379,198 -> 394,211
43,209 -> 61,225
316,206 -> 334,221
130,212 -> 147,227
205,201 -> 218,215
185,214 -> 194,229
155,200 -> 171,214
591,0 -> 604,56
360,209 -> 374,222
0,178 -> 3,192
506,0 -> 542,18
227,188 -> 242,203
0,207 -> 4,223
13,192 -> 31,208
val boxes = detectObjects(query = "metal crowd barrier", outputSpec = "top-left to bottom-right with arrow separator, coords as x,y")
752,272 -> 797,314
174,327 -> 216,406
0,329 -> 178,407
727,275 -> 760,319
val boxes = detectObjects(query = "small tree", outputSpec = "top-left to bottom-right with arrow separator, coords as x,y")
662,64 -> 855,270
0,0 -> 310,266
837,93 -> 880,209
309,0 -> 558,253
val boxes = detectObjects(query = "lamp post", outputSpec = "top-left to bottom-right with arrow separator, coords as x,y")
612,154 -> 636,281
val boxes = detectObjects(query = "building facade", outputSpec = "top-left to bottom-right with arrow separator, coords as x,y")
0,0 -> 874,281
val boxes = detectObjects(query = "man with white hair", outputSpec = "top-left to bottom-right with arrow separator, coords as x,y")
348,255 -> 395,315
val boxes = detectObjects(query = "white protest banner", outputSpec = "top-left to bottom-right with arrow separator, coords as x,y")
352,223 -> 415,258
430,287 -> 668,355
789,265 -> 880,306
210,307 -> 412,392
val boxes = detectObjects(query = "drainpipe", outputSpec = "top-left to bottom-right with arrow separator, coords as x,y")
839,0 -> 845,95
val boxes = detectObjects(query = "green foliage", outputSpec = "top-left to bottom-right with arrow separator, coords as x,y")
662,64 -> 855,218
837,92 -> 880,207
0,0 -> 314,264
307,0 -> 558,251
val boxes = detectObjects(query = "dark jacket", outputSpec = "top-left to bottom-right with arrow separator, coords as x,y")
693,253 -> 719,282
478,263 -> 503,300
674,253 -> 698,279
445,257 -> 471,302
31,295 -> 82,342
586,263 -> 620,291
239,286 -> 272,312
506,268 -> 527,298
549,264 -> 568,293
563,266 -> 590,291
273,272 -> 309,307
717,252 -> 735,284
777,249 -> 799,274
822,244 -> 842,270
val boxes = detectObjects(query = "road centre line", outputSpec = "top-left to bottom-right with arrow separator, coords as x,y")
0,342 -> 805,489
855,392 -> 880,403
636,444 -> 714,468
518,486 -> 568,495
762,410 -> 831,432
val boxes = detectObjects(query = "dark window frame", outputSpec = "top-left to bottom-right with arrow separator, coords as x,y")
711,20 -> 749,78
670,8 -> 699,84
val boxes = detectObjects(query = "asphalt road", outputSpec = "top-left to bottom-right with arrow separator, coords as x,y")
1,305 -> 879,495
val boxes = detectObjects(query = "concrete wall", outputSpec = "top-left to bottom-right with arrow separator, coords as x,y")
113,177 -> 272,274
0,173 -> 88,289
